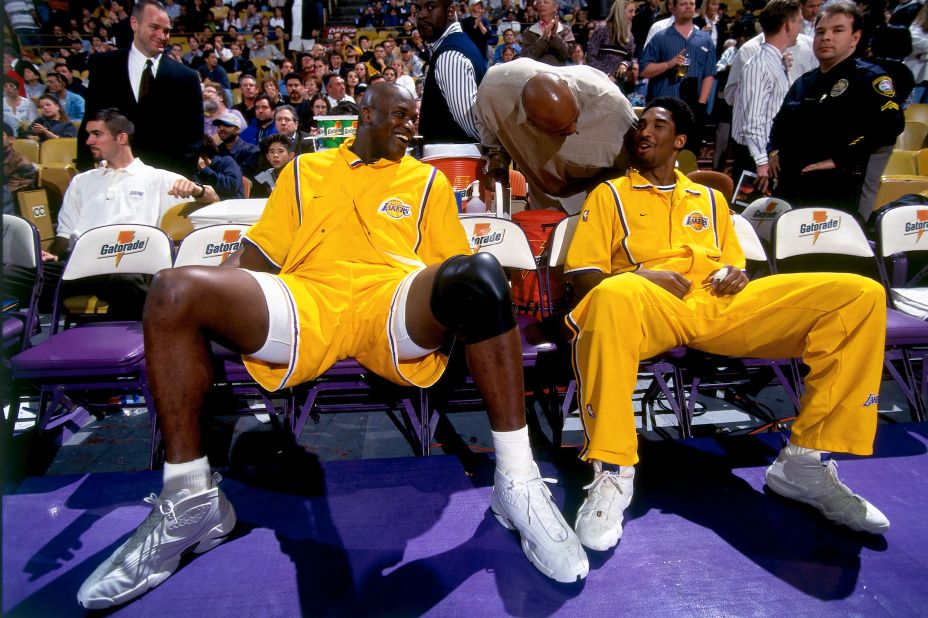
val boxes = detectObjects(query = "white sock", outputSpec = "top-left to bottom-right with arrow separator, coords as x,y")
492,426 -> 534,478
163,455 -> 212,497
784,442 -> 825,460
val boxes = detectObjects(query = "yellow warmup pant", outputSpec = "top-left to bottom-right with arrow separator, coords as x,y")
566,272 -> 886,466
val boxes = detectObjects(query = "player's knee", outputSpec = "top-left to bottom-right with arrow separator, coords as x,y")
145,268 -> 201,321
429,252 -> 516,343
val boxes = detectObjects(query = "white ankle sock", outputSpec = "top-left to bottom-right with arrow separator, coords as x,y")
163,455 -> 212,497
492,426 -> 534,479
784,442 -> 824,460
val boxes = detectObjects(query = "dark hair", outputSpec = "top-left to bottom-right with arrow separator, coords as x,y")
94,107 -> 135,142
132,0 -> 167,20
816,0 -> 863,31
38,93 -> 68,121
260,132 -> 293,155
308,93 -> 331,115
324,72 -> 341,88
3,75 -> 20,87
284,71 -> 303,84
254,92 -> 274,108
44,72 -> 64,84
645,96 -> 695,143
759,0 -> 801,36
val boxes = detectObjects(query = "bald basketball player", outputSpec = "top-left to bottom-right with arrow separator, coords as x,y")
474,57 -> 637,213
76,83 -> 588,610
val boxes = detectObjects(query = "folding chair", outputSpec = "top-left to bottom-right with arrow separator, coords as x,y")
2,216 -> 43,355
540,215 -> 691,438
166,224 -> 301,457
876,205 -> 928,414
38,137 -> 77,165
772,207 -> 928,422
740,196 -> 792,245
8,224 -> 174,451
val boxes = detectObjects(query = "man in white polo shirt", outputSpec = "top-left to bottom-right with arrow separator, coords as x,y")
47,108 -> 218,317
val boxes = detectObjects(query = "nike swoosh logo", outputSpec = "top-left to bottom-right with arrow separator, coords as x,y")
639,213 -> 649,216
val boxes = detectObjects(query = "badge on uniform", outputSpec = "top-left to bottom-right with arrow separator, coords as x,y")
830,79 -> 849,97
873,76 -> 896,98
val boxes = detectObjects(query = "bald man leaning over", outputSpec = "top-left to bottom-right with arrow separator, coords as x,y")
475,57 -> 637,213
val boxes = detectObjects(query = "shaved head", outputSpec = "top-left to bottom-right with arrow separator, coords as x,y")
522,73 -> 580,137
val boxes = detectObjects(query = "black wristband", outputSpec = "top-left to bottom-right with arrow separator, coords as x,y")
194,183 -> 206,199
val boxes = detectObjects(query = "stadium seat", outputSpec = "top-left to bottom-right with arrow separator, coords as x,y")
896,121 -> 928,151
11,138 -> 39,163
772,207 -> 928,422
885,149 -> 919,175
873,175 -> 928,212
676,149 -> 698,174
7,224 -> 174,452
687,170 -> 734,199
905,102 -> 928,126
38,137 -> 77,165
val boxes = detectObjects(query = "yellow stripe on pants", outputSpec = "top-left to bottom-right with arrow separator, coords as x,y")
566,272 -> 886,466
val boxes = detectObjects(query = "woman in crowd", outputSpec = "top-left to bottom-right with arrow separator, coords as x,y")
3,76 -> 37,135
345,70 -> 361,98
20,65 -> 45,101
586,0 -> 636,80
270,7 -> 285,29
261,78 -> 286,105
353,62 -> 369,83
309,93 -> 331,122
26,94 -> 77,141
694,0 -> 723,52
521,0 -> 575,66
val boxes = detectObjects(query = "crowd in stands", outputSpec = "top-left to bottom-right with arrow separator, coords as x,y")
2,0 -> 926,215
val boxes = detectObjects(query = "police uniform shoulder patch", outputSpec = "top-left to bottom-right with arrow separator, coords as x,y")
831,78 -> 849,97
873,76 -> 896,98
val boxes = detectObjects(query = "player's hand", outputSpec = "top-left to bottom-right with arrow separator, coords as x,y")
40,250 -> 58,262
485,151 -> 510,184
801,159 -> 836,173
635,269 -> 692,299
703,266 -> 749,296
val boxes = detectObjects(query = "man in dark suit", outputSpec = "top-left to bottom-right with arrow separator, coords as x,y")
273,104 -> 316,155
78,0 -> 203,177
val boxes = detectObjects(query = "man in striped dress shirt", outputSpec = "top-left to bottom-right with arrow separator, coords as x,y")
415,0 -> 487,145
732,0 -> 803,193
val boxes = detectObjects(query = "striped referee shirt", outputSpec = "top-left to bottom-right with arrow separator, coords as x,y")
430,22 -> 480,141
732,43 -> 789,167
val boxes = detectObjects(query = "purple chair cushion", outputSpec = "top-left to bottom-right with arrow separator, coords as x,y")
886,308 -> 928,346
3,316 -> 25,344
11,321 -> 145,376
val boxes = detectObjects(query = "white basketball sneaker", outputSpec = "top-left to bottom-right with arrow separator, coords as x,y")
765,444 -> 889,534
574,460 -> 635,551
490,464 -> 589,583
77,473 -> 236,609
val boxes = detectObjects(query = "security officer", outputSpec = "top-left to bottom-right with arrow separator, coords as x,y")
768,0 -> 904,215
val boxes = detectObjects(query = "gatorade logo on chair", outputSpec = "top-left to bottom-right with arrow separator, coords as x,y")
799,210 -> 840,244
203,229 -> 242,263
750,201 -> 780,220
470,222 -> 505,250
99,230 -> 148,267
378,197 -> 412,219
903,209 -> 928,242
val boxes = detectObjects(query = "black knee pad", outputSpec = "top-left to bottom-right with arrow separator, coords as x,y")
430,252 -> 517,343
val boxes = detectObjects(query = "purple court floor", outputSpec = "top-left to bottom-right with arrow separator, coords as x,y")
4,424 -> 928,616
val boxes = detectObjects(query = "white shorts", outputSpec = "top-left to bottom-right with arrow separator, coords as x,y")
243,269 -> 438,365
